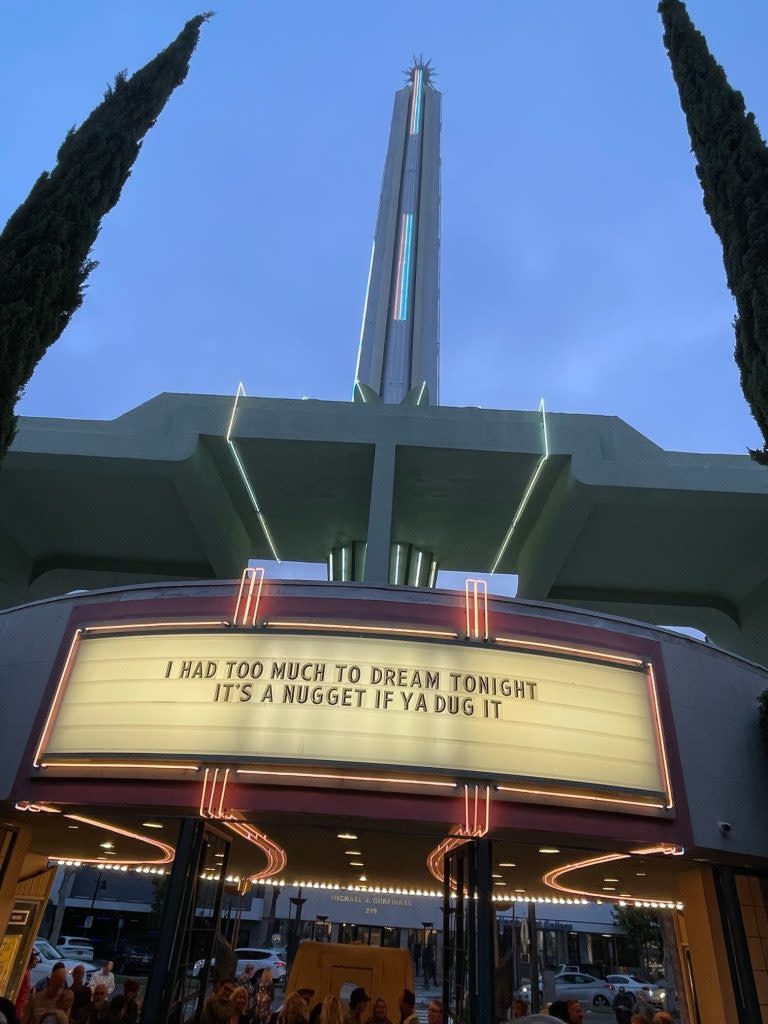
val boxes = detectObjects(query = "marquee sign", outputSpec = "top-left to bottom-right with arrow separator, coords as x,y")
35,628 -> 672,810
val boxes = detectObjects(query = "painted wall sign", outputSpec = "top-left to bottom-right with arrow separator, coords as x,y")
39,630 -> 669,802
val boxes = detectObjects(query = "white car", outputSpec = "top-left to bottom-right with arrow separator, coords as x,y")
30,938 -> 94,988
234,947 -> 286,981
553,971 -> 618,1008
192,947 -> 286,981
519,972 -> 616,1008
606,974 -> 665,1008
56,936 -> 95,961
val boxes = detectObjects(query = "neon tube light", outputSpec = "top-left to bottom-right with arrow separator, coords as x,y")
542,844 -> 685,909
409,68 -> 423,134
233,566 -> 265,627
392,215 -> 414,321
34,630 -> 82,767
40,762 -> 199,771
236,768 -> 456,788
83,621 -> 229,635
494,636 -> 644,668
17,802 -> 174,866
491,398 -> 549,574
353,240 -> 376,395
226,383 -> 281,562
647,663 -> 674,809
264,620 -> 457,639
495,783 -> 666,811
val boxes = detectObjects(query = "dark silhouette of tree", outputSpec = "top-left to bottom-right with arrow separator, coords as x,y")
0,13 -> 212,461
659,0 -> 768,463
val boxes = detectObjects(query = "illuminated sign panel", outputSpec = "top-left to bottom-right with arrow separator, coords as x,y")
42,631 -> 667,800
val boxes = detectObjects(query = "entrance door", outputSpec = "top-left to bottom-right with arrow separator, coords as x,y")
442,838 -> 494,1024
142,820 -> 233,1023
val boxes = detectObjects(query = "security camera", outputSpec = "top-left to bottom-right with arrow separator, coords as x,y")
718,821 -> 733,836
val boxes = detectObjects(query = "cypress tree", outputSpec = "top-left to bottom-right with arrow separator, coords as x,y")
0,13 -> 212,461
659,0 -> 768,463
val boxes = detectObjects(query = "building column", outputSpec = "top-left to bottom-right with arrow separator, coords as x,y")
678,866 -> 739,1024
364,444 -> 396,584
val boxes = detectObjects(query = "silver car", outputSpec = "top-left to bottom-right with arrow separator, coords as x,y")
554,971 -> 617,1008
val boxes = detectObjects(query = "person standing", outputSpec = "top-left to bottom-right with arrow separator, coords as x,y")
14,951 -> 39,1020
253,969 -> 274,1024
87,964 -> 115,997
412,943 -> 422,978
22,964 -> 67,1024
612,988 -> 634,1024
76,984 -> 111,1023
397,991 -> 417,1024
120,980 -> 140,1024
344,990 -> 369,1024
422,943 -> 437,988
69,965 -> 92,1020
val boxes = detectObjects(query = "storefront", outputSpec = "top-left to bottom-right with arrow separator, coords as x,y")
0,573 -> 767,1022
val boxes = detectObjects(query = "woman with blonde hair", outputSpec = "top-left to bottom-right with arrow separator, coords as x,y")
253,970 -> 274,1024
278,992 -> 310,1024
229,985 -> 252,1024
319,995 -> 343,1024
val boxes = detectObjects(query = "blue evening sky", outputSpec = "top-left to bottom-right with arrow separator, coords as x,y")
2,0 -> 767,460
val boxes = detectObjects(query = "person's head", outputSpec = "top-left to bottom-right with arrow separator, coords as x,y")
297,988 -> 316,1007
232,987 -> 249,1013
123,979 -> 140,1001
548,1000 -> 583,1024
510,999 -> 528,1019
371,998 -> 389,1022
110,995 -> 126,1019
104,961 -> 114,974
426,999 -> 442,1024
242,965 -> 256,978
280,992 -> 310,1024
92,984 -> 109,1009
350,989 -> 370,1019
28,950 -> 40,970
319,994 -> 343,1024
398,990 -> 415,1019
71,965 -> 86,986
215,979 -> 236,1004
47,964 -> 67,993
653,1014 -> 674,1024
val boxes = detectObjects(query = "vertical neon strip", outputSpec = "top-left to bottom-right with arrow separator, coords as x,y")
392,214 -> 408,320
409,68 -> 423,135
399,214 -> 414,320
353,241 -> 375,393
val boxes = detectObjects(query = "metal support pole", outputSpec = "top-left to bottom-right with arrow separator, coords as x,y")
476,837 -> 494,1024
527,902 -> 539,1014
142,819 -> 206,1024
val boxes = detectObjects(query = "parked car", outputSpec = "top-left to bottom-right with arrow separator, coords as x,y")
56,936 -> 95,961
113,942 -> 154,974
605,973 -> 661,1006
554,972 -> 617,1008
30,939 -> 94,988
192,947 -> 286,981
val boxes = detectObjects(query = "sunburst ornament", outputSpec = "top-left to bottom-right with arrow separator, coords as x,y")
404,56 -> 437,87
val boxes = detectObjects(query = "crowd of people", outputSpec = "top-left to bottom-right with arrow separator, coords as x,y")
506,990 -> 675,1023
8,954 -> 140,1024
201,981 -> 441,1024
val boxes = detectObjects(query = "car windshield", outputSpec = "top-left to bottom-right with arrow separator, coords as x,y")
36,940 -> 62,960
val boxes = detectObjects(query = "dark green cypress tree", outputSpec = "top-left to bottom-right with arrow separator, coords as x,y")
659,0 -> 768,462
0,13 -> 212,461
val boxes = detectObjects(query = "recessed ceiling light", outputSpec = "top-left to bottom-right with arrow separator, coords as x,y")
494,881 -> 506,886
636,872 -> 646,877
337,833 -> 357,840
538,848 -> 560,854
515,888 -> 526,893
359,875 -> 367,882
602,886 -> 616,892
619,894 -> 633,898
499,862 -> 516,867
142,822 -> 164,829
105,851 -> 117,856
100,841 -> 114,849
214,853 -> 224,858
68,825 -> 79,830
492,874 -> 502,878
603,878 -> 620,882
349,861 -> 364,867
344,850 -> 362,856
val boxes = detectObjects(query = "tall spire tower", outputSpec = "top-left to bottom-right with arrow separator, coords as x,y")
354,59 -> 441,405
